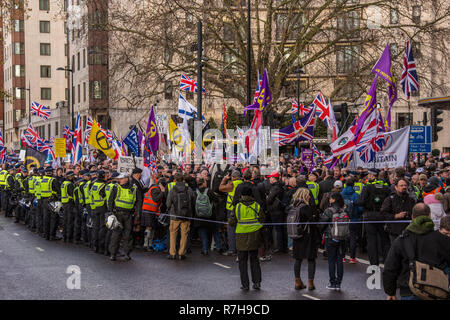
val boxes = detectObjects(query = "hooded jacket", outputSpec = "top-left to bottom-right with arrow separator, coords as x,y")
383,216 -> 450,297
341,186 -> 362,221
380,192 -> 415,236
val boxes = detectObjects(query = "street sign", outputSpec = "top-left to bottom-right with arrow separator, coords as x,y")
409,126 -> 431,153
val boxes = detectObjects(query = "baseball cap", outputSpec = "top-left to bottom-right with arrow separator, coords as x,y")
267,171 -> 280,178
111,171 -> 120,178
117,173 -> 129,179
333,180 -> 343,188
66,171 -> 75,177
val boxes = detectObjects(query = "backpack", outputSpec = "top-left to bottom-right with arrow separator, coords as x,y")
343,197 -> 355,219
330,207 -> 350,241
369,184 -> 389,211
152,235 -> 167,252
403,236 -> 450,300
175,187 -> 191,217
287,203 -> 309,239
196,188 -> 213,218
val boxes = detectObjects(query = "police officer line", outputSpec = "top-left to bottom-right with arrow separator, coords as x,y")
150,211 -> 435,226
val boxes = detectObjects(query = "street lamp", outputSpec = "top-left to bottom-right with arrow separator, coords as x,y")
57,67 -> 74,129
18,81 -> 31,123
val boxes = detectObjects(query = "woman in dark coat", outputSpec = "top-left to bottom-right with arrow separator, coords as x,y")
289,188 -> 321,291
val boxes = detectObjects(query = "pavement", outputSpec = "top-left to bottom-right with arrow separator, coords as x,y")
0,214 -> 387,300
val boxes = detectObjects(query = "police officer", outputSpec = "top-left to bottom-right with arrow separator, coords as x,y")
40,167 -> 61,241
35,168 -> 44,236
27,168 -> 37,231
104,171 -> 119,256
307,173 -> 320,206
80,170 -> 92,246
108,173 -> 137,261
357,169 -> 391,266
0,164 -> 7,215
73,177 -> 85,244
61,171 -> 76,243
90,170 -> 108,254
228,185 -> 264,290
3,166 -> 16,218
14,167 -> 28,223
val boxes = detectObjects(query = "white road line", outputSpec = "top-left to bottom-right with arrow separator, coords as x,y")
36,247 -> 45,252
302,294 -> 320,300
13,233 -> 19,236
213,262 -> 231,269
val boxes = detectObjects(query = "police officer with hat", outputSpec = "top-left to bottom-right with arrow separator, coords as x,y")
3,165 -> 16,218
61,171 -> 76,243
41,167 -> 61,240
90,170 -> 108,254
108,172 -> 137,261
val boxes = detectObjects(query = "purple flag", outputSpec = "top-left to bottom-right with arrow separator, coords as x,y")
355,76 -> 378,137
372,44 -> 397,108
244,69 -> 272,114
146,106 -> 159,153
301,149 -> 314,173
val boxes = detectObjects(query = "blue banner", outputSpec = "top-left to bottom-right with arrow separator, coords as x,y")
123,125 -> 140,157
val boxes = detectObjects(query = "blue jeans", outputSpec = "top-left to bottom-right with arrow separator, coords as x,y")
401,295 -> 422,300
326,238 -> 344,286
198,226 -> 222,252
227,210 -> 236,252
274,225 -> 288,251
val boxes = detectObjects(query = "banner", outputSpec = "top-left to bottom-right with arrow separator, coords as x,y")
54,138 -> 67,158
123,125 -> 140,157
301,149 -> 314,173
117,156 -> 144,175
88,119 -> 116,159
155,114 -> 168,135
349,126 -> 410,169
25,147 -> 47,171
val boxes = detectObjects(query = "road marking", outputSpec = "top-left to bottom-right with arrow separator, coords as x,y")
303,294 -> 320,300
214,262 -> 231,269
36,247 -> 45,252
13,233 -> 19,236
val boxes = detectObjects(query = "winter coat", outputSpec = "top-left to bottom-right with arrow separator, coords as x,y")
232,181 -> 266,212
289,201 -> 321,260
320,203 -> 345,238
443,187 -> 450,214
319,187 -> 342,212
424,194 -> 446,230
266,181 -> 285,222
141,184 -> 164,228
228,195 -> 264,251
318,177 -> 335,204
166,182 -> 196,221
341,186 -> 362,221
380,192 -> 415,236
383,216 -> 450,297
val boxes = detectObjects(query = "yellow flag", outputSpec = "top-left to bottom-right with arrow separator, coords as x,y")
88,119 -> 116,159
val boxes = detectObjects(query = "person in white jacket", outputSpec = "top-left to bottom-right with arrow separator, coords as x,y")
424,193 -> 446,230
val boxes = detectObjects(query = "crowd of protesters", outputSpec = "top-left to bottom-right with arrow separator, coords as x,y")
0,153 -> 449,299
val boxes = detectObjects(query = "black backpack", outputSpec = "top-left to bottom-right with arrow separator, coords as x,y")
369,184 -> 389,211
287,203 -> 309,239
175,187 -> 191,217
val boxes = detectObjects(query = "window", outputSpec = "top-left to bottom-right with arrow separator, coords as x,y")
90,81 -> 102,99
275,13 -> 302,41
48,124 -> 51,139
83,49 -> 86,68
77,52 -> 80,70
390,43 -> 398,57
40,65 -> 51,78
412,6 -> 421,24
337,10 -> 360,38
40,43 -> 51,55
65,88 -> 69,101
186,13 -> 194,28
41,88 -> 51,100
39,0 -> 49,10
397,113 -> 413,128
78,84 -> 80,103
88,46 -> 107,65
13,20 -> 24,32
336,45 -> 360,74
223,22 -> 235,42
390,8 -> 399,24
223,48 -> 238,74
412,42 -> 421,58
72,85 -> 75,104
164,82 -> 173,100
83,82 -> 86,101
55,121 -> 59,136
335,78 -> 359,100
65,44 -> 68,56
72,55 -> 75,71
13,42 -> 25,54
39,21 -> 50,33
13,65 -> 25,77
15,87 -> 25,99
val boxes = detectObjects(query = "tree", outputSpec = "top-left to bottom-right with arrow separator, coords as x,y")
226,106 -> 238,130
208,116 -> 218,129
314,118 -> 328,138
101,0 -> 449,120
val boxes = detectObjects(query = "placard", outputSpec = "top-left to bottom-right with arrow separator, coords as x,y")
117,156 -> 144,175
54,138 -> 67,158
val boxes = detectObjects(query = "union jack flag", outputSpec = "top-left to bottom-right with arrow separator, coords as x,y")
273,105 -> 316,146
84,116 -> 94,146
291,99 -> 313,116
400,40 -> 419,100
312,144 -> 323,158
180,73 -> 206,94
0,130 -> 5,161
149,154 -> 158,174
253,71 -> 263,103
356,110 -> 389,163
31,101 -> 51,120
313,93 -> 331,127
25,123 -> 40,144
63,126 -> 74,139
21,132 -> 34,148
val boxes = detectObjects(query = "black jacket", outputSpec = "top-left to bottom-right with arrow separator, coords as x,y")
318,177 -> 335,203
380,192 -> 415,236
266,181 -> 285,222
383,227 -> 450,297
232,180 -> 265,211
357,182 -> 391,220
